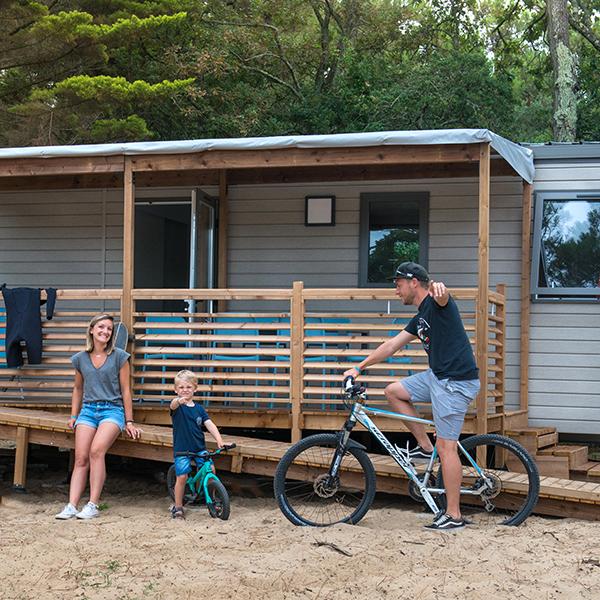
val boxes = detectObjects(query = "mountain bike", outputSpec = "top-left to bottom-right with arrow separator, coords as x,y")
274,377 -> 539,527
167,443 -> 237,520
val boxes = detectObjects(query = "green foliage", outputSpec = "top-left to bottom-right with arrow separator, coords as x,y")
0,0 -> 599,146
368,229 -> 420,284
541,202 -> 600,288
90,115 -> 154,142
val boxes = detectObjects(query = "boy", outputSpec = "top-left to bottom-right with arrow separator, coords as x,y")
169,370 -> 224,519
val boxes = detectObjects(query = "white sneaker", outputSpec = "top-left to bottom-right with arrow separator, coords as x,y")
55,503 -> 79,520
76,501 -> 100,519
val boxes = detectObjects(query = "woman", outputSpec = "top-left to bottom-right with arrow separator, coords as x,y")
56,314 -> 141,519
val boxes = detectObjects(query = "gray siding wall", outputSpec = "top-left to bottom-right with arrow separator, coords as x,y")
228,177 -> 524,411
0,189 -> 123,288
528,159 -> 600,435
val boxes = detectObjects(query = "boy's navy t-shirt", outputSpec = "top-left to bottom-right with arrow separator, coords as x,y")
170,402 -> 211,454
405,295 -> 479,381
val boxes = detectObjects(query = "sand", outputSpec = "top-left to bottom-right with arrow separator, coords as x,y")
1,469 -> 599,600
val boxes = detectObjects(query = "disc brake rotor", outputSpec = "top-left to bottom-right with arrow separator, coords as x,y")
314,473 -> 338,498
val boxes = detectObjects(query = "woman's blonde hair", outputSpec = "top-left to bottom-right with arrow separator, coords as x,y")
174,369 -> 198,387
85,314 -> 115,354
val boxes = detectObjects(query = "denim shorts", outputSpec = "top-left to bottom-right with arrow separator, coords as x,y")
401,369 -> 480,441
75,401 -> 125,431
174,453 -> 208,477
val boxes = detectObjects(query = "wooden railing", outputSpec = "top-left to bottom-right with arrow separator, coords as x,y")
0,284 -> 505,442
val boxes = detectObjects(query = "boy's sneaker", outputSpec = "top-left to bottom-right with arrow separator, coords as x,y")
76,501 -> 99,520
424,513 -> 467,531
171,506 -> 185,520
55,503 -> 78,520
409,445 -> 433,463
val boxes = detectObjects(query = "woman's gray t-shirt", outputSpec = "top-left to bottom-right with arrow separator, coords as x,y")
71,348 -> 130,405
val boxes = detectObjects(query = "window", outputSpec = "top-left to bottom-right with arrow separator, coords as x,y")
359,192 -> 429,286
532,191 -> 600,299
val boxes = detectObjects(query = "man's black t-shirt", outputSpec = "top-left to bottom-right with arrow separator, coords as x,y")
405,295 -> 478,381
170,402 -> 210,454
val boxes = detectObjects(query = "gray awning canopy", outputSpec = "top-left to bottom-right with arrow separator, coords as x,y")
0,128 -> 534,183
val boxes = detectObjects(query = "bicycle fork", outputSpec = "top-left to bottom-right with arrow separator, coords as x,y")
202,472 -> 220,505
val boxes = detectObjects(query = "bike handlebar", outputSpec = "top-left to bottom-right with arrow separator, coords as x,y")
174,442 -> 236,458
343,375 -> 365,398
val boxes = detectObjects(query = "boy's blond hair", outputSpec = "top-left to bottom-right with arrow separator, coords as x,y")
174,369 -> 198,387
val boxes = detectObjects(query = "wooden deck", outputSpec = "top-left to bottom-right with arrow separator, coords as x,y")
1,407 -> 599,521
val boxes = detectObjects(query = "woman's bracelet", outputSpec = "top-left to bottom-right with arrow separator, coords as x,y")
70,414 -> 78,419
355,367 -> 362,374
126,419 -> 134,424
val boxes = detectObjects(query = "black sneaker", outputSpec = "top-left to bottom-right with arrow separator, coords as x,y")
171,506 -> 185,520
424,513 -> 466,531
409,445 -> 433,463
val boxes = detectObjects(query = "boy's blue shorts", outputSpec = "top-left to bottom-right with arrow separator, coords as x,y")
174,453 -> 208,476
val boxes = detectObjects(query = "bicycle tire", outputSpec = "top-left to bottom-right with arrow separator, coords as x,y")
435,433 -> 540,526
206,478 -> 231,520
274,433 -> 376,527
166,465 -> 199,506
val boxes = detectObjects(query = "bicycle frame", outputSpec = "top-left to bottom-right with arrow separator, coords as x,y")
335,400 -> 490,515
186,458 -> 222,506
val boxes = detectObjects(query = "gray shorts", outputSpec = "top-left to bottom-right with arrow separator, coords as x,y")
401,369 -> 480,440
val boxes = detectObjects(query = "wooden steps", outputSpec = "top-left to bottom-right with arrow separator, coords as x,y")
506,426 -> 600,482
506,426 -> 559,453
588,464 -> 600,479
538,445 -> 589,468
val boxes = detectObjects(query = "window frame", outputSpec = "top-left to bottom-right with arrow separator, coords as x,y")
358,191 -> 429,287
531,190 -> 600,300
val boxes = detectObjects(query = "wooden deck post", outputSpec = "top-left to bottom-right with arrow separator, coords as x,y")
520,182 -> 533,413
290,281 -> 304,443
122,157 -> 135,333
495,283 -> 506,432
476,143 -> 490,446
13,426 -> 29,490
217,170 -> 228,312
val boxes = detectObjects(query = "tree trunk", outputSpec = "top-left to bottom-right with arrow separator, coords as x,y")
546,0 -> 578,141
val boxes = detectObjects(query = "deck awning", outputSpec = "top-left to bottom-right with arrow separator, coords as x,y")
0,128 -> 534,183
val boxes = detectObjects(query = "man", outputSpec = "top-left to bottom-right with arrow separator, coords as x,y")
343,261 -> 480,530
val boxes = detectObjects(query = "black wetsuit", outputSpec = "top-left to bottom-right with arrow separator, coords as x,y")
1,285 -> 56,367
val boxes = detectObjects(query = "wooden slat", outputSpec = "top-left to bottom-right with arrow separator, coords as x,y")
122,156 -> 135,334
290,281 -> 304,443
13,426 -> 29,488
476,142 -> 490,444
0,155 -> 125,177
520,181 -> 533,411
129,144 -> 479,173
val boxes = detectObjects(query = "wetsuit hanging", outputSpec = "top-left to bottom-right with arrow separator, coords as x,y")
1,285 -> 56,367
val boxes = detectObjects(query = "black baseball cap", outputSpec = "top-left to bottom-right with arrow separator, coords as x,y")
388,262 -> 430,283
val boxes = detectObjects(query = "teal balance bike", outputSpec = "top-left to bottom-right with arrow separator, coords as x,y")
167,443 -> 236,520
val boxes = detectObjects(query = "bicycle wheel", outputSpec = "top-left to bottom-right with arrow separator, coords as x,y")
206,478 -> 230,520
274,433 -> 376,527
166,466 -> 199,505
435,434 -> 540,526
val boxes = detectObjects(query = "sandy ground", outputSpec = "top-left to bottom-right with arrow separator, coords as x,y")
1,467 -> 599,600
